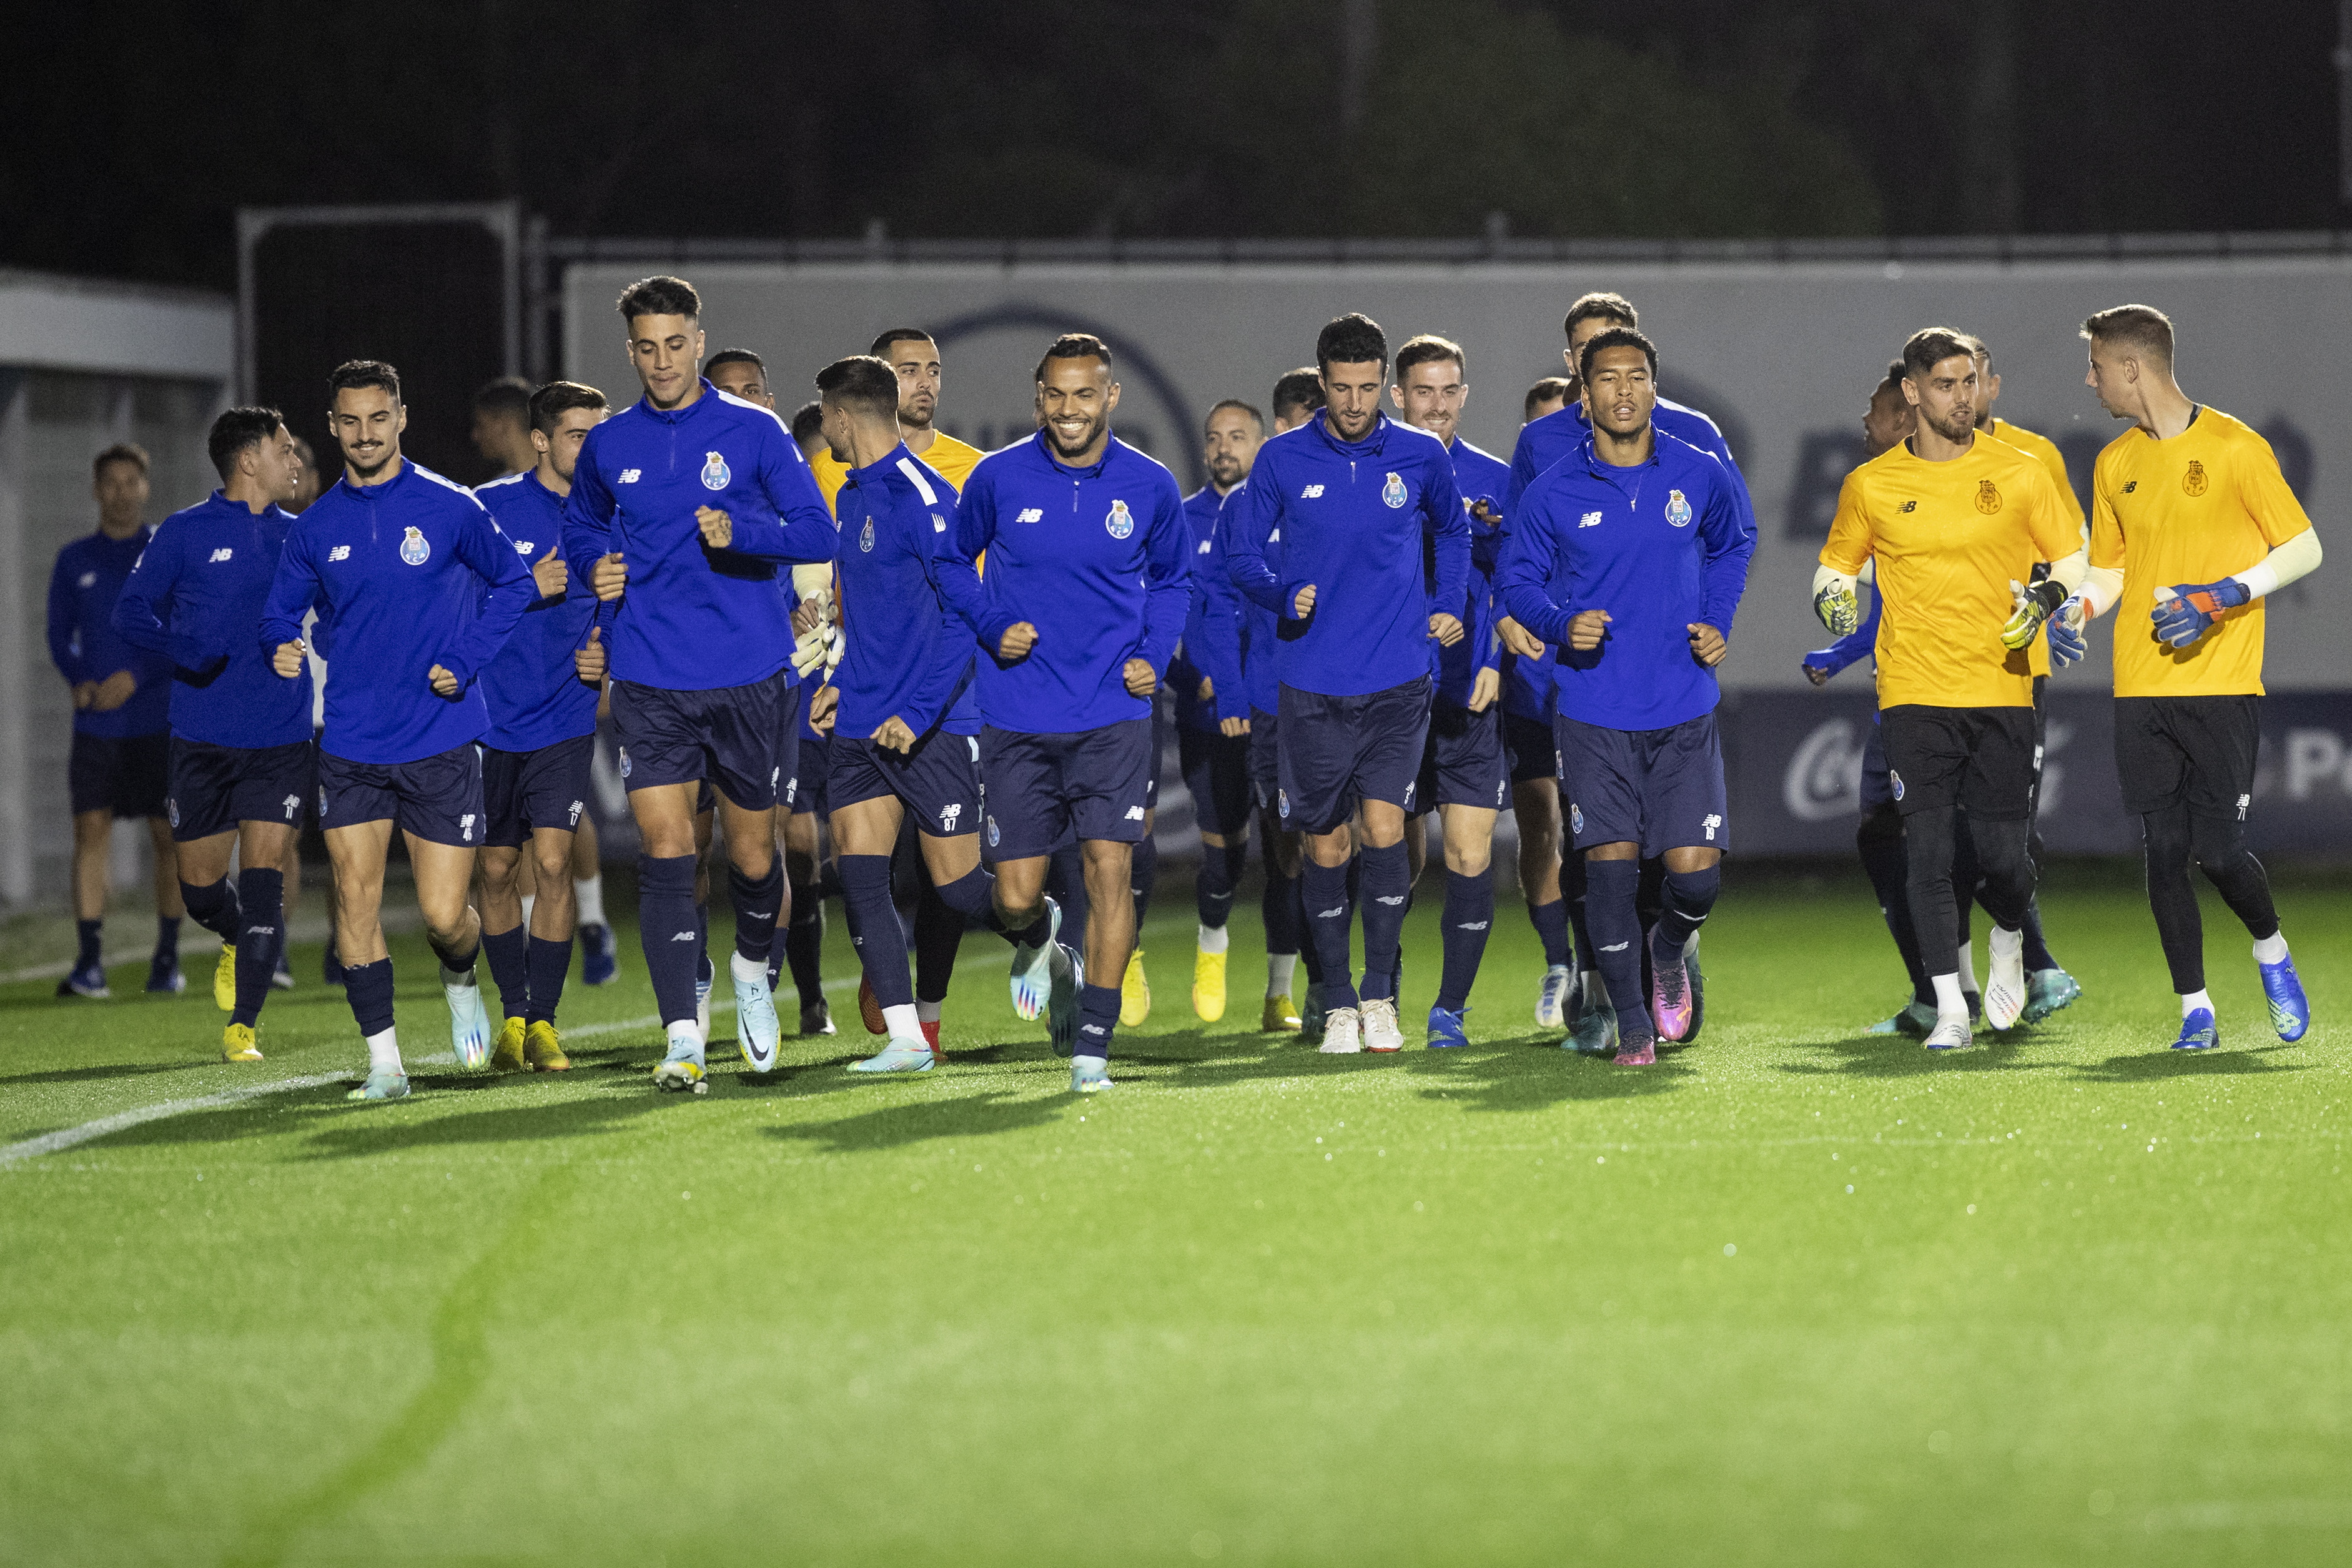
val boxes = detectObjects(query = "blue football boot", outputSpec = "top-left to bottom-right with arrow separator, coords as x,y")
2260,955 -> 2310,1042
2170,1007 -> 2220,1052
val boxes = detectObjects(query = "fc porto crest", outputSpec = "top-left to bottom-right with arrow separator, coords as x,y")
1889,769 -> 1905,802
1974,480 -> 2002,515
1665,489 -> 1692,528
858,516 -> 876,553
699,450 -> 731,490
398,526 -> 431,565
2183,460 -> 2208,497
1380,471 -> 1408,508
1569,801 -> 1584,834
1105,498 -> 1135,539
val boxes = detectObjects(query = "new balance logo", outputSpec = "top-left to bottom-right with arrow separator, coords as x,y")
1375,895 -> 1405,906
328,545 -> 351,561
670,931 -> 696,942
1601,941 -> 1630,953
1082,1023 -> 1107,1035
620,469 -> 642,483
2236,792 -> 2250,821
2122,480 -> 2138,494
282,794 -> 301,819
248,925 -> 276,937
1300,484 -> 1325,498
1015,508 -> 1044,523
1197,539 -> 1212,554
1317,906 -> 1346,918
459,812 -> 477,842
208,547 -> 234,563
1702,812 -> 1722,841
1578,511 -> 1601,528
940,802 -> 962,831
1898,500 -> 1917,513
1457,920 -> 1490,931
1125,806 -> 1145,820
511,538 -> 535,554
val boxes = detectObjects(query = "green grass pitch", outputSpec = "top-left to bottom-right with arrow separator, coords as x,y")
1,862 -> 2346,1565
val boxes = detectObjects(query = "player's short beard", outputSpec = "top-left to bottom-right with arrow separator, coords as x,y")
1044,409 -> 1107,460
1208,455 -> 1243,488
1920,403 -> 1974,444
900,397 -> 934,432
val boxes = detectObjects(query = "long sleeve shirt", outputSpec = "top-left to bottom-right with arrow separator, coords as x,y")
472,470 -> 601,752
937,430 -> 1190,735
49,529 -> 173,739
1433,436 -> 1511,707
112,493 -> 314,749
1205,484 -> 1282,720
830,444 -> 979,739
1500,430 -> 1756,731
560,381 -> 837,693
1225,411 -> 1468,698
1169,484 -> 1236,733
259,460 -> 535,764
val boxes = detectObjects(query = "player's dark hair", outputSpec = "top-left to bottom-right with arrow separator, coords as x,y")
705,347 -> 765,377
1900,327 -> 1975,383
616,274 -> 701,324
870,327 -> 935,358
1272,367 -> 1325,421
1205,398 -> 1265,436
1874,358 -> 1907,401
1315,313 -> 1388,373
2081,303 -> 2175,367
1523,376 -> 1572,420
789,400 -> 826,446
328,359 -> 402,404
816,355 -> 902,421
1563,291 -> 1639,339
528,380 -> 607,436
472,375 -> 531,423
1956,333 -> 1994,370
1576,326 -> 1659,387
1394,334 -> 1466,380
92,441 -> 151,480
207,407 -> 285,480
1034,332 -> 1112,382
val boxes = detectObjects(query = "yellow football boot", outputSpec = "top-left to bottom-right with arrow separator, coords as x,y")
490,1015 -> 528,1073
214,944 -> 237,1012
524,1020 -> 570,1072
221,1022 -> 264,1062
1120,949 -> 1152,1026
1261,993 -> 1302,1033
1192,945 -> 1228,1022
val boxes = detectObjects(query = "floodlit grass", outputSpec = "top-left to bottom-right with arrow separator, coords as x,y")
1,864 -> 2345,1565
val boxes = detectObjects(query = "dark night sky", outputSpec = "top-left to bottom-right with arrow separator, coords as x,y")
7,0 -> 2344,292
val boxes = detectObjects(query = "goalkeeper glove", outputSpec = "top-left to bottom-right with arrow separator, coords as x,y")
1999,578 -> 2068,651
1813,581 -> 1859,636
2046,594 -> 2090,668
2152,578 -> 2250,648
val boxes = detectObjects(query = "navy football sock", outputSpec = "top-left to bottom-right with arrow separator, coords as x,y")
1049,842 -> 1089,959
1130,834 -> 1159,928
1077,982 -> 1122,1060
1197,839 -> 1239,932
231,869 -> 284,1028
1357,841 -> 1411,1002
637,854 -> 703,1027
481,924 -> 530,1020
1262,862 -> 1301,958
74,919 -> 102,970
839,854 -> 912,1010
912,879 -> 964,1006
1527,897 -> 1569,969
525,935 -> 570,1026
1656,865 -> 1719,952
2019,897 -> 2057,973
343,957 -> 397,1038
1436,869 -> 1495,1012
180,877 -> 240,943
1584,858 -> 1651,1043
729,861 -> 784,964
154,914 -> 182,959
1301,859 -> 1357,1008
783,893 -> 825,1007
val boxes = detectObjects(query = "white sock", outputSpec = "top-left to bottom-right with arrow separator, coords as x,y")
440,962 -> 477,989
882,1002 -> 921,1040
575,875 -> 606,929
520,892 -> 536,925
916,998 -> 942,1025
1197,922 -> 1230,954
728,949 -> 767,985
1931,972 -> 1967,1020
365,1027 -> 402,1074
666,1018 -> 704,1060
1959,952 -> 1980,996
1989,925 -> 2023,962
2253,931 -> 2290,965
1267,952 -> 1297,997
2180,989 -> 2214,1017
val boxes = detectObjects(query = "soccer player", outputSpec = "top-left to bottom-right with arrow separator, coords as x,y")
1226,313 -> 1470,1054
1386,335 -> 1511,1048
47,442 -> 182,998
1171,398 -> 1268,1023
1815,328 -> 2086,1052
1523,377 -> 1572,423
562,275 -> 839,1093
937,333 -> 1190,1091
2048,303 -> 2321,1051
470,377 -> 537,480
1500,327 -> 1755,1065
112,408 -> 313,1057
471,381 -> 610,1073
260,359 -> 536,1100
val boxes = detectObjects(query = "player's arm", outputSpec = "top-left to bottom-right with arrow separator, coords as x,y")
726,425 -> 838,563
1135,478 -> 1192,679
443,508 -> 537,686
2149,448 -> 2327,649
1190,506 -> 1250,725
560,438 -> 624,623
111,525 -> 214,673
1423,456 -> 1470,643
896,493 -> 974,734
935,469 -> 1018,654
1813,470 -> 1872,634
1694,466 -> 1756,653
1496,490 -> 1578,648
258,529 -> 322,677
2002,468 -> 2090,649
1500,423 -> 1540,518
45,551 -> 89,693
1223,469 -> 1293,616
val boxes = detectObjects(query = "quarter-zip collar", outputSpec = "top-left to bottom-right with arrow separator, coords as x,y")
335,456 -> 412,504
1310,408 -> 1394,459
639,378 -> 717,425
1031,427 -> 1113,480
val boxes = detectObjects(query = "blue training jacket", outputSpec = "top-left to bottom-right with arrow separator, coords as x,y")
259,460 -> 536,764
473,470 -> 601,753
1227,410 -> 1469,699
831,443 -> 979,740
1168,484 -> 1233,734
1433,436 -> 1510,708
113,493 -> 314,750
560,380 -> 836,693
1499,429 -> 1756,732
49,530 -> 172,739
938,430 -> 1190,735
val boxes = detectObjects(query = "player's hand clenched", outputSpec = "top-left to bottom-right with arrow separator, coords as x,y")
1496,616 -> 1545,659
531,553 -> 568,600
1467,667 -> 1501,713
1428,613 -> 1465,646
809,684 -> 839,735
89,670 -> 138,711
271,639 -> 307,679
696,506 -> 733,550
997,622 -> 1038,661
427,663 -> 460,698
872,715 -> 917,754
1566,608 -> 1612,652
574,626 -> 606,686
1219,715 -> 1250,737
591,552 -> 628,601
1291,584 -> 1317,619
1124,658 -> 1157,697
1686,623 -> 1727,667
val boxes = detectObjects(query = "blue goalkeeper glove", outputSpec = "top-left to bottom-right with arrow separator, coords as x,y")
2152,578 -> 2251,649
2047,594 -> 2090,668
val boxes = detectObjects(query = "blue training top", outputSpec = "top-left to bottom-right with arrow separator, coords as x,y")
49,529 -> 172,739
472,469 -> 601,753
1433,435 -> 1510,708
830,443 -> 979,739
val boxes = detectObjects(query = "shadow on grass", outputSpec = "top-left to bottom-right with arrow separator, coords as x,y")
1774,1030 -> 2072,1080
0,1057 -> 230,1087
2068,1042 -> 2310,1082
766,1087 -> 1064,1152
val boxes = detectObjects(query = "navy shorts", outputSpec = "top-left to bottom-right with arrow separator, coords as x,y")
1247,706 -> 1281,811
979,718 -> 1154,860
829,727 -> 982,837
1411,698 -> 1508,817
1555,711 -> 1728,857
1180,722 -> 1253,837
167,735 -> 314,841
1275,676 -> 1431,836
1501,708 -> 1558,787
70,730 -> 169,819
773,681 -> 803,817
788,729 -> 829,816
1147,703 -> 1164,811
611,668 -> 790,811
319,744 -> 487,847
482,732 -> 594,847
